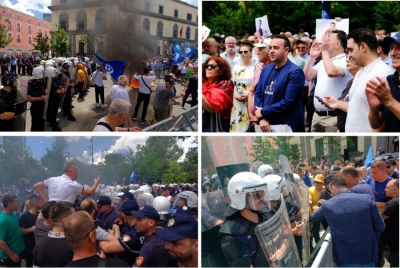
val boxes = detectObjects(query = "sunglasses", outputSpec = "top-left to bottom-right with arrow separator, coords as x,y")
84,222 -> 97,238
205,63 -> 219,69
387,166 -> 391,169
239,51 -> 249,54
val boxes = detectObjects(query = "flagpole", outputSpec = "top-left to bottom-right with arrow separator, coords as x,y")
91,137 -> 94,166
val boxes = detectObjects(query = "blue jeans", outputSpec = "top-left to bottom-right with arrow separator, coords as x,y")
337,262 -> 375,267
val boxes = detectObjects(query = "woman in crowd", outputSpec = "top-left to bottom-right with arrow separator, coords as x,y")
202,56 -> 233,132
230,40 -> 257,132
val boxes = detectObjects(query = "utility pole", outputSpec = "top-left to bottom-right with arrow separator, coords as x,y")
89,137 -> 94,165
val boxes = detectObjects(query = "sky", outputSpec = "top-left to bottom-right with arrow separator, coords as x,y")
1,0 -> 198,19
0,135 -> 197,165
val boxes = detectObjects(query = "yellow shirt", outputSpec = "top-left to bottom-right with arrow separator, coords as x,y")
308,186 -> 324,213
77,69 -> 87,82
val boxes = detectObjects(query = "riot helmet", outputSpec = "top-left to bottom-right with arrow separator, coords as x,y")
263,174 -> 286,201
44,67 -> 59,78
1,73 -> 18,87
227,172 -> 270,212
173,190 -> 198,208
258,164 -> 274,177
136,192 -> 154,209
32,66 -> 45,79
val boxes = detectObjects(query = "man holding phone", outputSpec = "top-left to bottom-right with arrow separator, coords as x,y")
303,30 -> 352,132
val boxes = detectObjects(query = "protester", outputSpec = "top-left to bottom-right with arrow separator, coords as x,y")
152,79 -> 183,123
131,68 -> 156,124
181,68 -> 198,109
91,65 -> 107,108
34,200 -> 56,245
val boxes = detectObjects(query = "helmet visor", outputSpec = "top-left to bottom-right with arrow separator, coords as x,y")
246,189 -> 271,212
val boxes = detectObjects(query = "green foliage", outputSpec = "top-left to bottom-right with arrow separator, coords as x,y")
0,139 -> 46,184
163,160 -> 191,183
50,24 -> 71,57
79,34 -> 97,57
33,32 -> 50,55
0,16 -> 12,48
203,1 -> 396,37
251,137 -> 299,164
40,137 -> 71,176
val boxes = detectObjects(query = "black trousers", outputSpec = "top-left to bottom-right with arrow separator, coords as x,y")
10,65 -> 16,74
95,85 -> 105,104
181,89 -> 198,107
2,256 -> 21,267
62,87 -> 72,116
30,104 -> 45,131
47,98 -> 60,126
306,95 -> 315,132
133,92 -> 150,121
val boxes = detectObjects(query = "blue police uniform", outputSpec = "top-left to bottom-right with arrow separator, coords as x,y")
116,224 -> 143,266
133,234 -> 168,267
27,79 -> 46,131
99,208 -> 118,231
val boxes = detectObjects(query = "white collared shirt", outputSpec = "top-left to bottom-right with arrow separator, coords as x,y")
43,174 -> 83,203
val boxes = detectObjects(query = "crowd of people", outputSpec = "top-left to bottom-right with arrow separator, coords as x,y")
0,53 -> 199,132
0,162 -> 198,267
202,24 -> 400,132
202,153 -> 399,267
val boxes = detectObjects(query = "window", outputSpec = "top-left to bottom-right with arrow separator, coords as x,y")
195,28 -> 198,40
144,1 -> 150,11
60,12 -> 69,30
79,42 -> 85,54
156,21 -> 163,37
76,10 -> 87,30
196,16 -> 198,23
143,18 -> 150,33
348,137 -> 358,152
315,138 -> 324,158
174,9 -> 178,17
97,42 -> 104,53
17,35 -> 20,44
157,46 -> 160,55
95,8 -> 107,29
185,26 -> 191,39
17,24 -> 20,32
61,0 -> 67,4
28,26 -> 31,34
7,21 -> 11,31
39,29 -> 41,33
187,13 -> 192,21
173,24 -> 178,38
243,145 -> 248,156
226,146 -> 232,157
158,5 -> 163,14
45,31 -> 47,36
28,37 -> 31,44
8,33 -> 12,41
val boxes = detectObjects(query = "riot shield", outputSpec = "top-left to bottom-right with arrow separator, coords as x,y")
255,194 -> 302,267
68,66 -> 78,94
201,189 -> 227,232
13,78 -> 28,131
59,73 -> 70,108
135,192 -> 154,209
42,77 -> 52,119
96,186 -> 116,204
297,180 -> 311,265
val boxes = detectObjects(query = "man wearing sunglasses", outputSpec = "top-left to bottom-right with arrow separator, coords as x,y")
254,34 -> 305,132
385,159 -> 399,179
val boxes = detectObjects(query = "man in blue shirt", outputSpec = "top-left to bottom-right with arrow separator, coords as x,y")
310,177 -> 385,267
96,196 -> 118,231
364,160 -> 393,210
254,34 -> 305,132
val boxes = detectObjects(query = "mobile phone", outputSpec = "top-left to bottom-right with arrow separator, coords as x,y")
315,95 -> 333,110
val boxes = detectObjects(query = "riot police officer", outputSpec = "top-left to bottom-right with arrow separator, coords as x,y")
61,62 -> 76,121
27,67 -> 46,131
0,73 -> 18,131
1,56 -> 9,75
45,67 -> 64,131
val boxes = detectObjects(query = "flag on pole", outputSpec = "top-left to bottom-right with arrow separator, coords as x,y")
322,1 -> 330,19
184,44 -> 197,58
364,143 -> 374,168
179,26 -> 183,38
93,52 -> 125,81
172,42 -> 185,64
129,170 -> 136,182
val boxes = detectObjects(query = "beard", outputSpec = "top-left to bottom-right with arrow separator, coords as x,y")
226,47 -> 236,54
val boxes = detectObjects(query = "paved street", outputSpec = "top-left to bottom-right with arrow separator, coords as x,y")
22,73 -> 195,132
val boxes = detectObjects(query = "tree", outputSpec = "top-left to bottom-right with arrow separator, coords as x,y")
0,15 -> 12,48
50,24 -> 71,57
40,137 -> 71,175
251,137 -> 299,165
79,34 -> 97,57
98,152 -> 131,185
33,31 -> 50,56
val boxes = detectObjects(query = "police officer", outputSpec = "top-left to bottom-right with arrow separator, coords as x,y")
21,56 -> 27,76
27,56 -> 34,76
219,172 -> 271,267
1,56 -> 8,75
99,199 -> 143,266
44,67 -> 64,131
0,73 -> 18,131
60,62 -> 76,121
27,66 -> 46,131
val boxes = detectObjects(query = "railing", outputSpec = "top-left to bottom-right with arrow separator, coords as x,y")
308,228 -> 336,267
142,105 -> 198,132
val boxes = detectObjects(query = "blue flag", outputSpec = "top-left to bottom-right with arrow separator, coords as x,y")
172,42 -> 185,64
184,44 -> 197,58
93,52 -> 125,81
322,1 -> 330,19
129,170 -> 136,182
364,144 -> 374,168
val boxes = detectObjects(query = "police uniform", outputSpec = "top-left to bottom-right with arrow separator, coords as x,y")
0,88 -> 17,131
27,79 -> 46,131
219,207 -> 271,267
46,76 -> 63,130
1,57 -> 8,75
21,58 -> 27,76
115,224 -> 143,266
27,57 -> 33,76
61,70 -> 74,119
133,234 -> 169,267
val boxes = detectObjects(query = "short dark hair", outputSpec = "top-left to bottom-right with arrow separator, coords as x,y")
41,201 -> 57,219
50,201 -> 74,224
376,35 -> 390,55
340,166 -> 359,179
2,194 -> 16,208
329,176 -> 347,188
347,28 -> 378,52
144,68 -> 150,74
332,30 -> 348,50
270,34 -> 291,49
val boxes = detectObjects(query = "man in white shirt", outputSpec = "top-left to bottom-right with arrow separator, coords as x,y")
33,162 -> 100,204
304,30 -> 352,132
110,75 -> 130,104
219,36 -> 241,70
91,65 -> 107,107
131,68 -> 156,124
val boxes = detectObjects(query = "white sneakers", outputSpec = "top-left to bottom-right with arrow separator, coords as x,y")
96,103 -> 101,107
101,104 -> 107,108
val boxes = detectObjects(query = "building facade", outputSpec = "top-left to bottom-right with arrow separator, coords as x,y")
48,0 -> 198,57
0,5 -> 52,56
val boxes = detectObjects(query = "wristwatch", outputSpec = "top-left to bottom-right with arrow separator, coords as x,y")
127,127 -> 130,132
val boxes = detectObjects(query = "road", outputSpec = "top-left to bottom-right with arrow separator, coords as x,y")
22,73 -> 194,132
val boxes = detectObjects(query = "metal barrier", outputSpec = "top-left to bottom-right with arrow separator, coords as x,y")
309,227 -> 336,267
142,105 -> 198,132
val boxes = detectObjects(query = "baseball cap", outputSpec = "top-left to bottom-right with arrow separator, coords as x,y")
120,191 -> 134,200
131,205 -> 160,221
314,174 -> 324,184
155,206 -> 198,241
117,199 -> 139,216
385,159 -> 396,166
254,38 -> 270,48
330,165 -> 341,172
324,174 -> 333,186
97,196 -> 111,206
29,194 -> 40,199
383,32 -> 400,46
